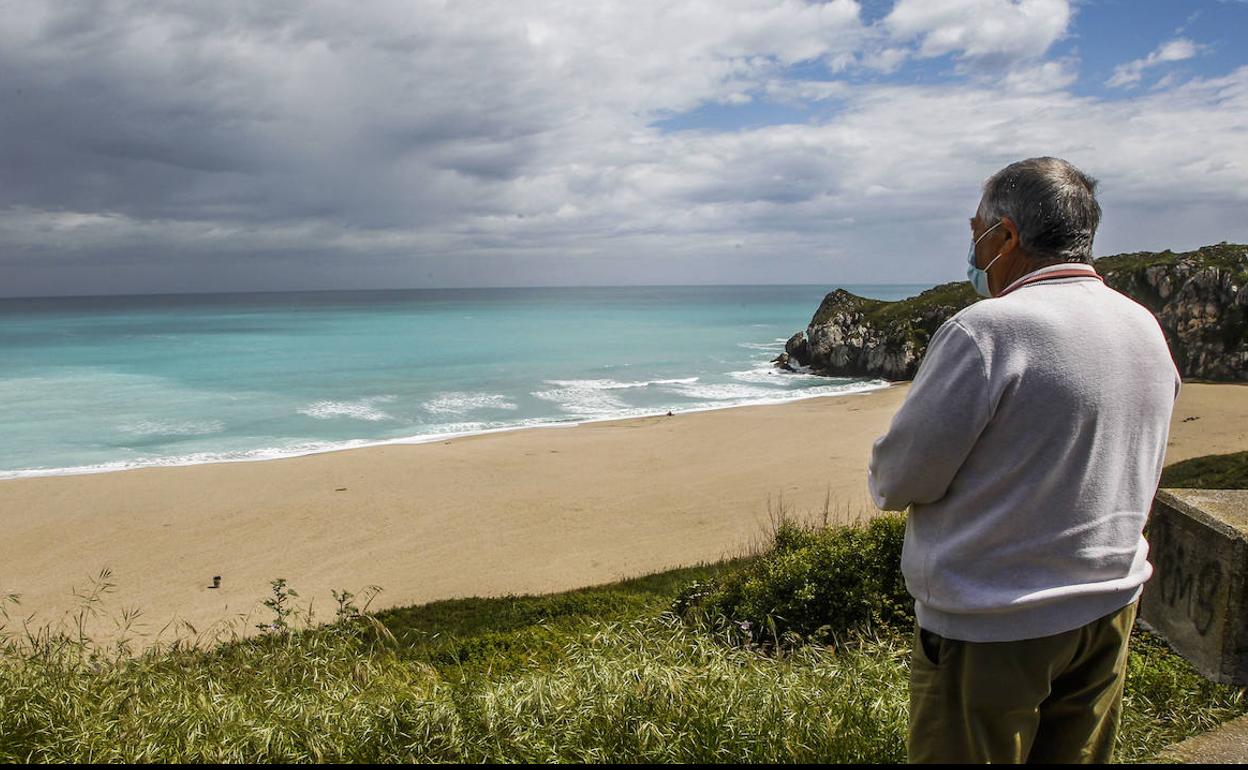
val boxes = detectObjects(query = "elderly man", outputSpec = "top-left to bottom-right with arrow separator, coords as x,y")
867,157 -> 1181,764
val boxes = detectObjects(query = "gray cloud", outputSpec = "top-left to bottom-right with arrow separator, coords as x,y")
1,0 -> 1247,297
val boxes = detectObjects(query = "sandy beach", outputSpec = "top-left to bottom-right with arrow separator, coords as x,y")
2,382 -> 1246,647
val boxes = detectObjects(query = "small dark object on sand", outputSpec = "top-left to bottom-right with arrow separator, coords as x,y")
666,410 -> 673,417
335,487 -> 348,491
209,576 -> 221,589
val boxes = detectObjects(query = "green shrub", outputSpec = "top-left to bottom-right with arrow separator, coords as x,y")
674,513 -> 911,648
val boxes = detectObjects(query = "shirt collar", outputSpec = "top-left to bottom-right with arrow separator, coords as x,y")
1000,261 -> 1099,295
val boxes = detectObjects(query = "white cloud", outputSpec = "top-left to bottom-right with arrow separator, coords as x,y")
761,78 -> 851,104
1107,37 -> 1203,88
1001,58 -> 1079,93
861,46 -> 910,73
884,0 -> 1072,66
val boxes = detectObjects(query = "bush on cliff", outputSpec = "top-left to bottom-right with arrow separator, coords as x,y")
673,512 -> 911,649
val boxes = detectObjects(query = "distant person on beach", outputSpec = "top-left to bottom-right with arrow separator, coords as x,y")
867,157 -> 1181,764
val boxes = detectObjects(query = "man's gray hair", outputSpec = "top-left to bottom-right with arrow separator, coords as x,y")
980,157 -> 1101,264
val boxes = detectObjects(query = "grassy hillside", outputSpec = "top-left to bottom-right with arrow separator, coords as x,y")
1095,242 -> 1248,285
2,496 -> 1242,763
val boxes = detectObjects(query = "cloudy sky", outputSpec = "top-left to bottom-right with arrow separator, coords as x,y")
2,0 -> 1247,297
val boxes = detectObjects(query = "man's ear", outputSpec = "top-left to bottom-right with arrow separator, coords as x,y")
997,216 -> 1022,257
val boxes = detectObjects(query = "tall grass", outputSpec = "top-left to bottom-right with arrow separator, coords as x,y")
1,623 -> 458,763
0,493 -> 1243,762
452,616 -> 908,763
0,611 -> 914,763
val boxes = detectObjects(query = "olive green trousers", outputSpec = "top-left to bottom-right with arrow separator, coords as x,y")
907,600 -> 1137,764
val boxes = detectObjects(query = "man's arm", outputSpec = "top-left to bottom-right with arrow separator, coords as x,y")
868,318 -> 993,511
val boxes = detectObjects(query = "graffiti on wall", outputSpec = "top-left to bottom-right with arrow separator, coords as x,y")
1151,517 -> 1225,637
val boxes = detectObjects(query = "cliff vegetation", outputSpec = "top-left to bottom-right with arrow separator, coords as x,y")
776,243 -> 1248,381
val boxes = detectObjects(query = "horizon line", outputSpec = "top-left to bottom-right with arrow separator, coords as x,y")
0,281 -> 943,302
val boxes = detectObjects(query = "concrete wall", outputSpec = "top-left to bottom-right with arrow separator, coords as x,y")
1140,489 -> 1248,685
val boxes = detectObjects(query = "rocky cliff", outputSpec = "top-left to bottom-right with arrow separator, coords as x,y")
772,243 -> 1248,382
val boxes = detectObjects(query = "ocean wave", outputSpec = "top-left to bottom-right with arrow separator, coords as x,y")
0,381 -> 894,480
116,419 -> 226,437
421,392 -> 519,415
298,396 -> 396,422
542,377 -> 699,390
660,381 -> 783,401
729,364 -> 826,385
424,420 -> 491,433
532,383 -> 630,415
533,376 -> 703,416
775,380 -> 891,400
0,422 -> 566,479
670,379 -> 890,411
736,341 -> 786,351
0,439 -> 378,480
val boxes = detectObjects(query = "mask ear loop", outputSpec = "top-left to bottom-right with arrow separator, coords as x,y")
973,219 -> 1002,248
975,220 -> 1005,272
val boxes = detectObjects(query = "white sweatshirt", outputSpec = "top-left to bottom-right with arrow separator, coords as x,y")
868,263 -> 1181,642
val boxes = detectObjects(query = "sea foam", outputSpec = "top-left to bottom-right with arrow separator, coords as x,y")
542,377 -> 699,390
729,364 -> 824,385
736,341 -> 786,351
531,382 -> 630,415
298,396 -> 396,422
661,381 -> 782,401
421,392 -> 519,414
532,376 -> 702,416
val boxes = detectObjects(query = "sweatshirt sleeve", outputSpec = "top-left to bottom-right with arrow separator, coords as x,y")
867,319 -> 993,511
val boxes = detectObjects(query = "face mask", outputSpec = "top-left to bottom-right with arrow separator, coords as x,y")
966,220 -> 1004,298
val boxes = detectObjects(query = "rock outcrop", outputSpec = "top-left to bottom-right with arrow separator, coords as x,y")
1099,245 -> 1248,381
772,243 -> 1248,382
772,331 -> 810,371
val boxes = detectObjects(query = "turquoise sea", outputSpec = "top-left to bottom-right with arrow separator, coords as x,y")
0,284 -> 929,478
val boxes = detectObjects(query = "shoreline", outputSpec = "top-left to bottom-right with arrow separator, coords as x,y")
2,381 -> 1245,648
0,378 -> 892,481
